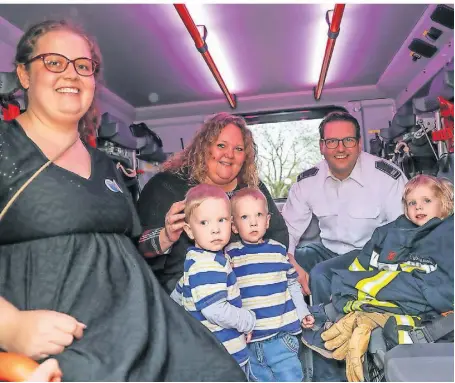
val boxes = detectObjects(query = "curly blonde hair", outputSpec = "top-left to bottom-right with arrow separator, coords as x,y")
402,174 -> 454,220
162,112 -> 259,187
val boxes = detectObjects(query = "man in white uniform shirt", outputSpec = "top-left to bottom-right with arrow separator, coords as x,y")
282,111 -> 407,381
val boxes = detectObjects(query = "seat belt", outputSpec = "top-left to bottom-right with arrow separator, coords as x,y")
408,312 -> 454,344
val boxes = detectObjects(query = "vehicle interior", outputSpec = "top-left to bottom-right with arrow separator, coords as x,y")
0,3 -> 453,382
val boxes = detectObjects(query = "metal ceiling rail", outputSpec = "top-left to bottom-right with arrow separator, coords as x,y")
314,4 -> 346,101
174,4 -> 237,109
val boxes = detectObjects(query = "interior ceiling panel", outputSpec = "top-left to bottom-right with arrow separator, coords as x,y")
0,4 -> 427,108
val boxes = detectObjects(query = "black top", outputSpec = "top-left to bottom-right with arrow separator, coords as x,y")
137,168 -> 290,293
0,120 -> 245,381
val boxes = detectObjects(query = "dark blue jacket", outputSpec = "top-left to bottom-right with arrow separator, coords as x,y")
331,214 -> 454,317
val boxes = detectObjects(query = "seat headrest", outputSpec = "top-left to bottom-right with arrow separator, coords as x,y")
130,122 -> 163,148
101,112 -> 119,124
396,102 -> 414,116
379,113 -> 415,140
394,113 -> 416,128
429,67 -> 454,100
413,96 -> 440,113
0,72 -> 20,97
380,124 -> 407,140
98,113 -> 147,150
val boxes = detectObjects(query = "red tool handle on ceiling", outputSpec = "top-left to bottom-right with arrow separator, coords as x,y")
174,4 -> 237,109
314,4 -> 345,101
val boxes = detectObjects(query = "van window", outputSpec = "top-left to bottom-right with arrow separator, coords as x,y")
249,119 -> 324,199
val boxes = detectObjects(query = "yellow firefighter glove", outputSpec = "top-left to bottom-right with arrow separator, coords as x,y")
321,311 -> 358,360
345,312 -> 391,382
359,312 -> 391,327
346,323 -> 370,382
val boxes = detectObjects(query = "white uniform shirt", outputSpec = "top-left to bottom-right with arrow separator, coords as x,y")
282,152 -> 408,255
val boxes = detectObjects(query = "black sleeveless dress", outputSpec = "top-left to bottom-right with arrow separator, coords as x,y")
0,119 -> 245,381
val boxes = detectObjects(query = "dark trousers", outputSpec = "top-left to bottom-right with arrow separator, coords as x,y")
294,243 -> 358,382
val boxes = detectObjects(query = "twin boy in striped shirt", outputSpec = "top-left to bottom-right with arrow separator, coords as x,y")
171,184 -> 314,381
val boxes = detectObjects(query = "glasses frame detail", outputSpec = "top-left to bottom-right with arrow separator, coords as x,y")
24,53 -> 99,77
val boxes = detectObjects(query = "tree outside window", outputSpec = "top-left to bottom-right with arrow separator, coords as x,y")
249,119 -> 323,198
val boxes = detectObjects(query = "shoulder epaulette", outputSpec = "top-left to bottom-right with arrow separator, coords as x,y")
375,160 -> 402,180
297,167 -> 319,182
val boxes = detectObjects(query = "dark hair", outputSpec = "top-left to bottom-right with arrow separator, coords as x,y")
14,20 -> 103,143
162,112 -> 259,187
318,111 -> 361,140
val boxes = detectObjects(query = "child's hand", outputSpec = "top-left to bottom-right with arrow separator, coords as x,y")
245,332 -> 252,343
302,314 -> 315,329
27,359 -> 62,382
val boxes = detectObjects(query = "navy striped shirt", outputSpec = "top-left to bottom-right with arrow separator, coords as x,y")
178,247 -> 249,366
226,239 -> 302,342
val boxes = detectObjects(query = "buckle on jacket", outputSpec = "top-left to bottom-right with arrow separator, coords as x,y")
409,327 -> 434,344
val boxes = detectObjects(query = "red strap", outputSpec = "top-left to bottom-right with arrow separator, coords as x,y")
2,104 -> 20,121
432,127 -> 454,141
87,134 -> 97,148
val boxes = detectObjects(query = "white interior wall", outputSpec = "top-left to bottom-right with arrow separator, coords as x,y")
135,88 -> 396,155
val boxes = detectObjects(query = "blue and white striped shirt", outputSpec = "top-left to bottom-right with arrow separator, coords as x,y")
226,239 -> 302,342
178,247 -> 249,366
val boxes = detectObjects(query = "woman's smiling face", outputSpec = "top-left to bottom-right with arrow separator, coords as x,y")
17,29 -> 96,125
205,123 -> 246,187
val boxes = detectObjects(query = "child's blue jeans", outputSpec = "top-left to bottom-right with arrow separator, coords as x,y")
241,361 -> 252,381
247,332 -> 303,382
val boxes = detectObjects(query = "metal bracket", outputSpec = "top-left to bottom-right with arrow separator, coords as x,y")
408,326 -> 434,343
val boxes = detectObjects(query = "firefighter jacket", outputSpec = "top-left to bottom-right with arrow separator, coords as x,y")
330,214 -> 454,317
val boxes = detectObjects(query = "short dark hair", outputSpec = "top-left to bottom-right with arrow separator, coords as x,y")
319,111 -> 361,140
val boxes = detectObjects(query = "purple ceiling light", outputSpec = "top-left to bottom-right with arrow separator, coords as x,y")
174,4 -> 237,109
314,4 -> 345,101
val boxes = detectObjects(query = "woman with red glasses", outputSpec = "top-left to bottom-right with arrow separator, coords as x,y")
0,20 -> 245,382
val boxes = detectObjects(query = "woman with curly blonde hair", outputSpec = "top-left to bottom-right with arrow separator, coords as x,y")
162,112 -> 259,188
137,112 -> 289,293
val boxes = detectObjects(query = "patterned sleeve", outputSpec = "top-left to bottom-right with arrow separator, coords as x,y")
136,172 -> 182,258
285,251 -> 298,280
170,277 -> 184,305
188,259 -> 228,311
138,227 -> 170,257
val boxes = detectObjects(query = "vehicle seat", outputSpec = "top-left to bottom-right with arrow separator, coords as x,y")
413,63 -> 454,113
0,71 -> 20,98
297,214 -> 321,248
385,343 -> 454,382
129,122 -> 166,163
365,327 -> 454,382
364,327 -> 388,381
0,71 -> 22,120
98,112 -> 147,150
380,113 -> 416,141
